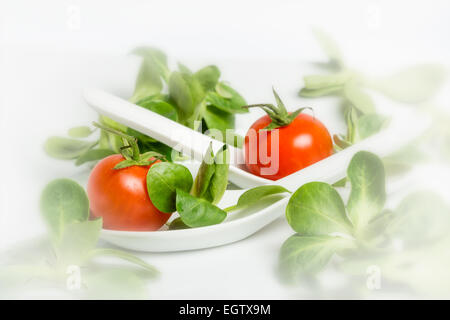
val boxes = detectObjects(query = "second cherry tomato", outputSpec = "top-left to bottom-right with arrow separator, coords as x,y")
244,90 -> 333,180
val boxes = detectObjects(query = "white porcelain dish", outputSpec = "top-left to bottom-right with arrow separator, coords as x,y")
86,89 -> 430,252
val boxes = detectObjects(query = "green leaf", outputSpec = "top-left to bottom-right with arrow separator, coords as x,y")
175,189 -> 227,227
75,149 -> 115,166
386,191 -> 450,246
138,140 -> 174,162
168,217 -> 189,230
370,64 -> 446,103
344,81 -> 375,114
332,177 -> 347,188
67,126 -> 93,138
98,116 -> 128,153
177,62 -> 192,74
208,145 -> 230,205
303,73 -> 350,90
345,106 -> 358,143
333,134 -> 352,150
146,162 -> 193,213
208,82 -> 247,113
40,179 -> 90,240
119,97 -> 169,148
347,151 -> 386,232
205,92 -> 248,114
203,104 -> 235,134
132,47 -> 169,79
279,234 -> 353,282
132,61 -> 163,103
194,65 -> 220,91
354,114 -> 387,142
286,182 -> 353,236
298,85 -> 343,98
192,144 -> 230,205
215,82 -> 233,98
312,28 -> 344,68
127,128 -> 158,144
44,137 -> 97,160
56,219 -> 102,265
89,248 -> 159,275
225,185 -> 290,212
382,143 -> 426,176
169,71 -> 205,119
135,97 -> 178,122
131,47 -> 169,102
192,143 -> 215,199
99,115 -> 128,132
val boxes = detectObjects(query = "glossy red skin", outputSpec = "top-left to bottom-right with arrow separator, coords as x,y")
244,113 -> 333,180
87,154 -> 171,231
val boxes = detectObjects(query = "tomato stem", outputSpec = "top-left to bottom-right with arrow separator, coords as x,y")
93,122 -> 141,161
242,88 -> 313,131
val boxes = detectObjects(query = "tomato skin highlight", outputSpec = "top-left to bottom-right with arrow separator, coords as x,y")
244,113 -> 333,180
87,154 -> 171,231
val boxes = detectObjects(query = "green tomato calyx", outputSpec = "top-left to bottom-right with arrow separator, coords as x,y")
242,88 -> 312,130
93,122 -> 165,169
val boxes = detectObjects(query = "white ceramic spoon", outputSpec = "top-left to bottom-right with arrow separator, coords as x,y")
84,88 -> 268,188
84,88 -> 429,252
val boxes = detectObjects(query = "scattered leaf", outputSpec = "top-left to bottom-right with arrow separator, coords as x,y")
194,65 -> 221,91
44,137 -> 97,160
176,189 -> 227,227
286,182 -> 353,236
40,179 -> 89,240
75,149 -> 115,166
225,185 -> 290,212
68,126 -> 93,138
279,234 -> 353,282
347,151 -> 386,232
371,64 -> 446,103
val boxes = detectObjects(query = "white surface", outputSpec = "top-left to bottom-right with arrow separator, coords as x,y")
1,0 -> 450,299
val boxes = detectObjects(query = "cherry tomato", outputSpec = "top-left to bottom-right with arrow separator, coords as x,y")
244,113 -> 333,180
87,154 -> 171,231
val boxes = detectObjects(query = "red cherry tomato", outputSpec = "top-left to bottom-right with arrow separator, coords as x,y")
87,154 -> 171,231
244,113 -> 333,180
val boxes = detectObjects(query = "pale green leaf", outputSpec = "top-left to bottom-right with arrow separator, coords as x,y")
44,137 -> 97,160
68,126 -> 93,138
286,182 -> 353,236
279,234 -> 353,282
347,151 -> 386,232
40,179 -> 89,240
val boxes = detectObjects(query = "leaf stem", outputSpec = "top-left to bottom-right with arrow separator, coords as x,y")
93,122 -> 140,161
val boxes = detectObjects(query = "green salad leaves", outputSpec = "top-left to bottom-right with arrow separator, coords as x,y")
145,143 -> 231,229
146,162 -> 194,213
279,151 -> 385,282
300,29 -> 445,156
279,149 -> 450,293
45,48 -> 247,166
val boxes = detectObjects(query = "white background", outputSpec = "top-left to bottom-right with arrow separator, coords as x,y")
1,0 -> 450,298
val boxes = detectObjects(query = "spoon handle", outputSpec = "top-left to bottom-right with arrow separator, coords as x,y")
83,88 -> 242,164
